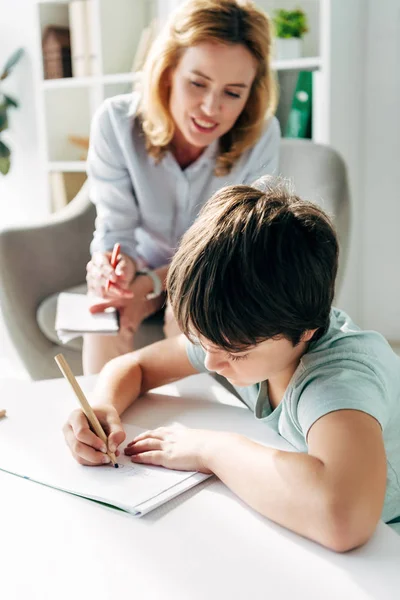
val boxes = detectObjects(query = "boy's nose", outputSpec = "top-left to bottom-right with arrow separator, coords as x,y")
204,351 -> 225,372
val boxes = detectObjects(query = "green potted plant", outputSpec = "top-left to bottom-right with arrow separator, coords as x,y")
0,48 -> 24,175
273,8 -> 308,61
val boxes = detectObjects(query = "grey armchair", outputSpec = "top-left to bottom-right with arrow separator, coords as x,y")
0,139 -> 350,380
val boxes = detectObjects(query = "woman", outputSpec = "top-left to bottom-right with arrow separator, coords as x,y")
84,0 -> 280,374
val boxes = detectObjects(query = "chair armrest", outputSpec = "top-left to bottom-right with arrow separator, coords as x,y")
0,182 -> 95,304
0,182 -> 95,378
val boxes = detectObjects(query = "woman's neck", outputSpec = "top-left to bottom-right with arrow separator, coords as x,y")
170,131 -> 205,169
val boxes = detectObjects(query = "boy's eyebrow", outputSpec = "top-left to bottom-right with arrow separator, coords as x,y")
195,337 -> 220,354
190,69 -> 249,88
198,341 -> 217,353
198,339 -> 249,355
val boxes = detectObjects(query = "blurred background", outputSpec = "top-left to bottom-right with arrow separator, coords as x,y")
0,0 -> 399,377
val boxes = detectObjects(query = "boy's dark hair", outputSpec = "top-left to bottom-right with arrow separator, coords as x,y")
167,177 -> 339,351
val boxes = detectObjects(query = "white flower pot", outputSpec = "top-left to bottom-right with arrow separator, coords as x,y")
275,38 -> 303,61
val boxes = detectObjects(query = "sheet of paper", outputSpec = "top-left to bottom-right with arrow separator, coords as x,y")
0,395 -> 208,516
0,375 -> 291,517
56,293 -> 119,342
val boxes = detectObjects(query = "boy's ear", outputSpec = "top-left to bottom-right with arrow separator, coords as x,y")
301,329 -> 318,343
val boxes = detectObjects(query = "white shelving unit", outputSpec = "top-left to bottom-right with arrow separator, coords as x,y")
35,0 -> 329,208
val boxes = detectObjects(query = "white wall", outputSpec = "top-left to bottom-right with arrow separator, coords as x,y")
327,0 -> 365,323
0,0 -> 47,228
360,0 -> 400,340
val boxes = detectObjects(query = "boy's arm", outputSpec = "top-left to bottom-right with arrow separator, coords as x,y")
92,334 -> 198,415
203,409 -> 386,551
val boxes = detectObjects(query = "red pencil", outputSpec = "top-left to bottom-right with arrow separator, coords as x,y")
106,243 -> 121,292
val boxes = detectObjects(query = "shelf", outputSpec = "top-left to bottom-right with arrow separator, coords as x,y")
40,60 -> 320,91
41,72 -> 140,89
47,161 -> 87,172
272,57 -> 322,72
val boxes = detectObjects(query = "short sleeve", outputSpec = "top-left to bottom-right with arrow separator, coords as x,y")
185,339 -> 209,373
296,360 -> 389,438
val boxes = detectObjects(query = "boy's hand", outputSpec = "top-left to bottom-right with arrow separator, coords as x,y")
63,405 -> 126,466
124,424 -> 217,473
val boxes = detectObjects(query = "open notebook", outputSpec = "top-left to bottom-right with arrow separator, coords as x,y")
4,422 -> 210,517
0,376 -> 290,517
0,393 -> 210,517
56,292 -> 119,343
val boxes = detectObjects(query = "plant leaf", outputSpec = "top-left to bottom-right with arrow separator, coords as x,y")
0,140 -> 11,174
0,110 -> 9,132
0,140 -> 11,158
0,48 -> 24,81
0,156 -> 11,175
4,94 -> 18,108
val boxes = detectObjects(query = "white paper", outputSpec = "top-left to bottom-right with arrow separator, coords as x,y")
0,375 -> 289,518
0,397 -> 209,517
56,292 -> 119,342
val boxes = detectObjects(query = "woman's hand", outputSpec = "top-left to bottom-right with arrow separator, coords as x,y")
124,424 -> 219,473
63,405 -> 126,466
86,250 -> 136,299
88,272 -> 160,330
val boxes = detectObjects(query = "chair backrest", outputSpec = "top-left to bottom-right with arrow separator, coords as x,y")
278,139 -> 351,294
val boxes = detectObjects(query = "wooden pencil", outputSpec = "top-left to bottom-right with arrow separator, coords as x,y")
54,353 -> 118,467
0,409 -> 6,419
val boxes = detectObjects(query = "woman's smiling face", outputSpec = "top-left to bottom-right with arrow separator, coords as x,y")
168,41 -> 257,152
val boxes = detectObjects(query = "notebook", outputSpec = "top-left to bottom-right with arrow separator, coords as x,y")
0,380 -> 213,517
56,292 -> 119,343
0,376 -> 290,517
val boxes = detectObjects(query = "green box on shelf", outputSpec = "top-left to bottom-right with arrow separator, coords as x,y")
285,71 -> 313,139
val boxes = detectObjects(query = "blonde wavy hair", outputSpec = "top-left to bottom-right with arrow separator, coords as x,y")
137,0 -> 278,176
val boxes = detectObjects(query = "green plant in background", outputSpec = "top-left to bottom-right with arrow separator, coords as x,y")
0,48 -> 24,175
273,8 -> 309,39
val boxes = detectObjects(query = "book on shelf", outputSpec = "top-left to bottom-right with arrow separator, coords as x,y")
86,0 -> 99,76
285,71 -> 313,139
68,0 -> 98,77
131,19 -> 159,74
49,171 -> 87,213
42,26 -> 73,79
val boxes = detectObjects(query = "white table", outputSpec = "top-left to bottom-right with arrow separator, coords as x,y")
0,374 -> 399,600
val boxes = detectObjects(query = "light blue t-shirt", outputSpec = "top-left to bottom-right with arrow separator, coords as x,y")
187,308 -> 400,530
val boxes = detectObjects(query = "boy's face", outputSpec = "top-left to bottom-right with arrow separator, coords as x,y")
197,334 -> 311,388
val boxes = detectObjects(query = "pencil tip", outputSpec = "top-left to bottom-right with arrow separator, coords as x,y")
114,463 -> 119,468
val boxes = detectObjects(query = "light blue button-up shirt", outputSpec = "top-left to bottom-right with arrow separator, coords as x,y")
88,93 -> 280,268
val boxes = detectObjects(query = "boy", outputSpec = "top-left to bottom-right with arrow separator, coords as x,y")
64,177 -> 400,551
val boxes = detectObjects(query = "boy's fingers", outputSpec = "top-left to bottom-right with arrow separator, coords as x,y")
105,417 -> 126,453
64,427 -> 108,465
67,410 -> 107,452
124,438 -> 163,455
108,429 -> 126,453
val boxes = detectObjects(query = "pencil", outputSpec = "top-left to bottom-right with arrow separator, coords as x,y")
106,242 -> 121,292
54,353 -> 118,467
0,409 -> 6,419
